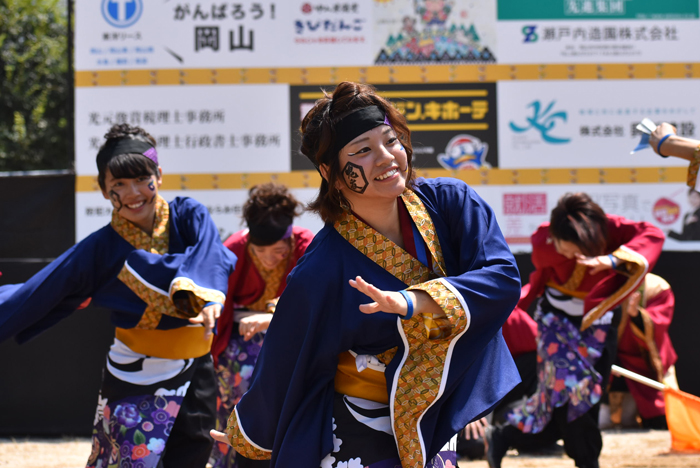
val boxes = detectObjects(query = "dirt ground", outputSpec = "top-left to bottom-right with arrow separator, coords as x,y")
1,430 -> 699,468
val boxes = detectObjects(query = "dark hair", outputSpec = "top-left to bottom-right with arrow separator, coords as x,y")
97,123 -> 159,191
549,192 -> 609,257
300,81 -> 415,223
243,183 -> 302,246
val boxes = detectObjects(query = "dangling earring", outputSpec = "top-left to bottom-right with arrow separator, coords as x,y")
337,188 -> 350,211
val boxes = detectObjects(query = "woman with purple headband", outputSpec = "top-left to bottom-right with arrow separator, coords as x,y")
211,81 -> 521,467
209,182 -> 314,468
0,123 -> 236,468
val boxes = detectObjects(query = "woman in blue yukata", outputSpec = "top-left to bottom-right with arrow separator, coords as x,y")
211,81 -> 522,468
0,123 -> 237,468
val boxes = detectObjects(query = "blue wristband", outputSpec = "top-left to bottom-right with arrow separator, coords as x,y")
204,301 -> 223,309
657,134 -> 673,158
607,254 -> 618,269
398,290 -> 414,320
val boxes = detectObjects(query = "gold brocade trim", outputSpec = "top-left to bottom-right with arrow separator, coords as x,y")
561,262 -> 587,292
334,190 -> 468,468
246,242 -> 288,312
400,190 -> 446,277
408,280 -> 457,340
111,196 -> 170,254
622,273 -> 671,382
112,196 -> 184,329
170,277 -> 226,310
226,410 -> 271,460
687,146 -> 700,189
581,247 -> 648,330
334,214 -> 434,285
545,281 -> 588,300
118,268 -> 195,329
631,307 -> 665,382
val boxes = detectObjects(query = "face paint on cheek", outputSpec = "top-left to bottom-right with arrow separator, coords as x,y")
109,191 -> 123,213
148,180 -> 155,191
342,162 -> 369,194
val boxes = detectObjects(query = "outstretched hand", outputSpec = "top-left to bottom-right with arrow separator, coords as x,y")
349,276 -> 409,317
575,253 -> 615,275
189,302 -> 222,340
210,429 -> 230,446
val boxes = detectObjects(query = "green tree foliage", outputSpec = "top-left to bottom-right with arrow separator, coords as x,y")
0,0 -> 70,171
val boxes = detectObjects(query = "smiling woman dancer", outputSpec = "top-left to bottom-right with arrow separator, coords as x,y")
0,123 -> 236,468
211,81 -> 522,468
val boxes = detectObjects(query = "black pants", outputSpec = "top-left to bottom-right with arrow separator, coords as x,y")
158,354 -> 217,468
458,351 -> 539,460
501,311 -> 620,468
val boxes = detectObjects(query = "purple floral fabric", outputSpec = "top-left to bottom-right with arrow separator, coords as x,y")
209,332 -> 264,468
87,394 -> 183,468
507,309 -> 609,434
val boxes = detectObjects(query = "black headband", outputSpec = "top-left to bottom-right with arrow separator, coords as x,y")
248,215 -> 294,246
96,138 -> 158,174
312,105 -> 390,169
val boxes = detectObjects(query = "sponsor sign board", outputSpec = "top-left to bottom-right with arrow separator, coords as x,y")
75,84 -> 291,175
497,80 -> 699,169
76,0 -> 373,70
290,82 -> 498,171
473,182 -> 700,252
497,0 -> 700,63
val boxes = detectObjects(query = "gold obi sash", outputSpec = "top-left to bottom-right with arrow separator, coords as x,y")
334,351 -> 389,404
116,326 -> 212,360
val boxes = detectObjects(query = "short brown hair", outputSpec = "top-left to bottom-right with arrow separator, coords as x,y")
549,192 -> 609,257
243,183 -> 302,246
300,81 -> 416,224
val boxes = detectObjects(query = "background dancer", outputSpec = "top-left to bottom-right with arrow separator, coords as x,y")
0,123 -> 236,468
487,192 -> 664,468
209,182 -> 313,468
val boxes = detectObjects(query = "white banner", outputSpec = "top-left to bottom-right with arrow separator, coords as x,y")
497,20 -> 700,64
75,0 -> 373,70
75,84 -> 290,175
472,182 -> 700,252
76,188 -> 325,243
497,80 -> 700,169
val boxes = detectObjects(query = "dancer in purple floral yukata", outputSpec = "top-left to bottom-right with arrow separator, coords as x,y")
486,193 -> 664,468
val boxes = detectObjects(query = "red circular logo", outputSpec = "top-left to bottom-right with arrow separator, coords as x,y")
302,3 -> 312,13
653,197 -> 680,225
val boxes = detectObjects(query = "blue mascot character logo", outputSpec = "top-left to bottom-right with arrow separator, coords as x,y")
102,0 -> 143,28
437,134 -> 490,170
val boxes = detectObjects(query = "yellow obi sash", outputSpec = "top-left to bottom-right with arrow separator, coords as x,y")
116,326 -> 212,360
334,351 -> 389,404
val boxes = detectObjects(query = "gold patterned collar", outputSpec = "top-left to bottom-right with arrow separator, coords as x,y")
111,195 -> 170,255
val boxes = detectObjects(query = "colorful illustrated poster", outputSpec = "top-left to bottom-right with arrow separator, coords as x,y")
75,84 -> 291,175
290,82 -> 498,170
497,80 -> 699,169
497,0 -> 700,63
373,0 -> 498,64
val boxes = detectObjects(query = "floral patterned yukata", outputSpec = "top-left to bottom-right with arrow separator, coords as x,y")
508,215 -> 664,433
